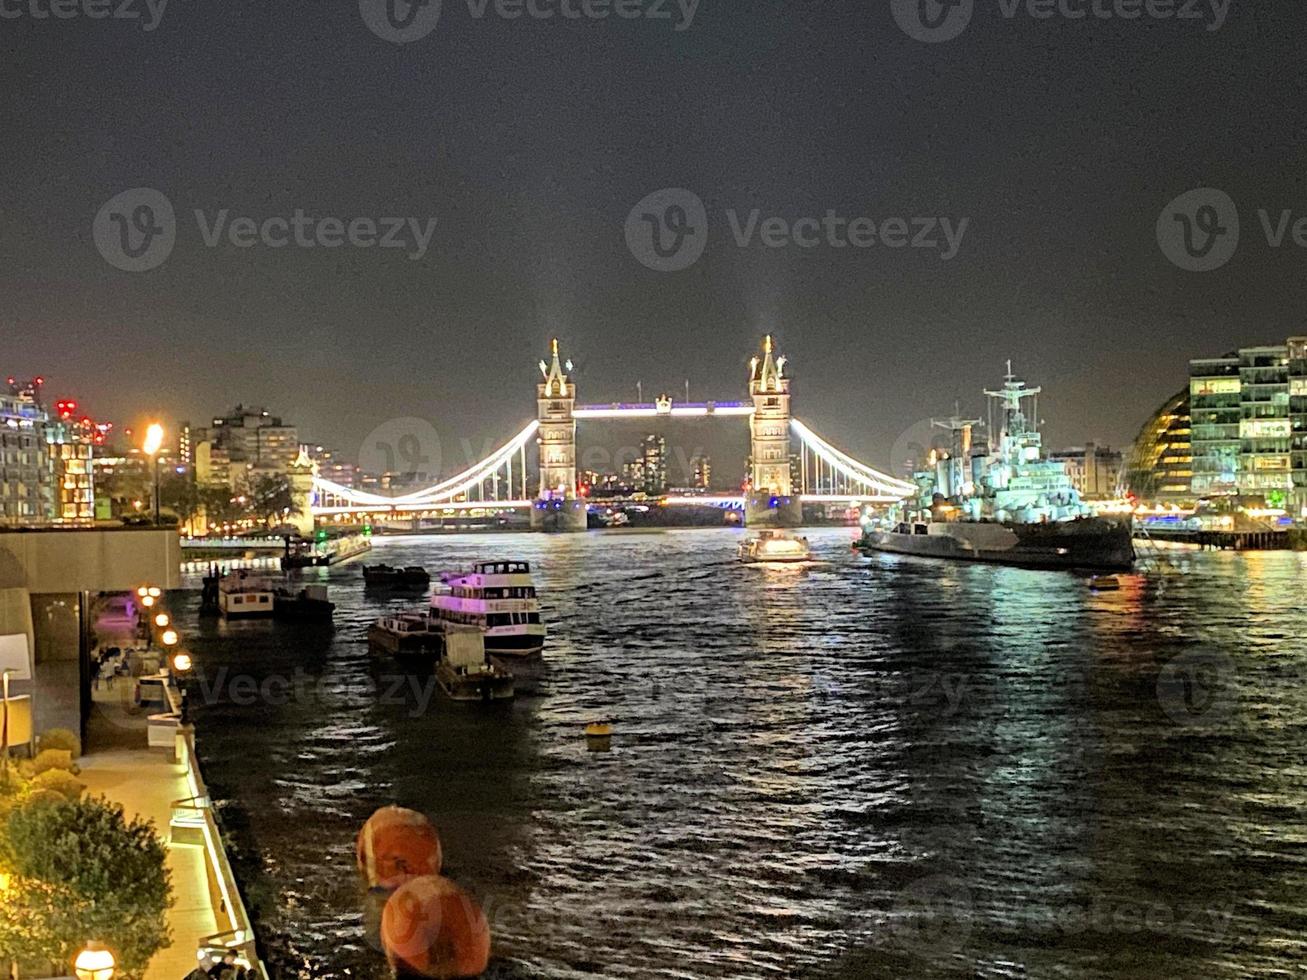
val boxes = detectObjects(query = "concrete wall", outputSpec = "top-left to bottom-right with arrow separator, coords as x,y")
0,527 -> 181,593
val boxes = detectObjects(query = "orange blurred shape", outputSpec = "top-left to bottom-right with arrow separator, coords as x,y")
381,875 -> 490,979
356,806 -> 443,891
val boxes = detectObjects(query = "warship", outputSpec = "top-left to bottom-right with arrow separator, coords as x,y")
856,364 -> 1134,571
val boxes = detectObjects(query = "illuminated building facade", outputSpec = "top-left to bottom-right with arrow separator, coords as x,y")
1048,443 -> 1122,499
746,336 -> 801,527
1,379 -> 102,525
533,339 -> 587,530
1190,338 -> 1307,508
1123,388 -> 1192,502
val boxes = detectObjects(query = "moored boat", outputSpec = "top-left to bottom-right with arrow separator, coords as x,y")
218,571 -> 277,619
429,560 -> 545,657
368,612 -> 440,658
362,564 -> 431,588
433,622 -> 515,702
856,364 -> 1135,572
274,582 -> 335,622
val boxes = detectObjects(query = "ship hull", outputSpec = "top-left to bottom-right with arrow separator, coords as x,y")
858,517 -> 1134,571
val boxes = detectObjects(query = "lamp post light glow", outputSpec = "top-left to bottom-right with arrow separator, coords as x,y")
154,613 -> 170,628
170,652 -> 193,673
142,423 -> 164,526
141,595 -> 156,609
161,629 -> 179,647
74,941 -> 116,980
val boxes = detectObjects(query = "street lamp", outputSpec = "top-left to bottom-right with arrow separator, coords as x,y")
142,423 -> 164,526
160,629 -> 179,648
154,612 -> 170,628
74,942 -> 116,980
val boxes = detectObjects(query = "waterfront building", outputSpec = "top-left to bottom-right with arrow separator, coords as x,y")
189,405 -> 300,490
641,434 -> 667,495
1,378 -> 100,526
1189,338 -> 1307,508
1123,388 -> 1193,503
1048,443 -> 1122,499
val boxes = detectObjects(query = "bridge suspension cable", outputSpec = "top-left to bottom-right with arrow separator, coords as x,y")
313,421 -> 539,508
790,418 -> 916,498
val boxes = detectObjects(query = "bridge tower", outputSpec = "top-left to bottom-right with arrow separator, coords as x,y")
287,446 -> 317,537
745,335 -> 802,527
531,339 -> 588,531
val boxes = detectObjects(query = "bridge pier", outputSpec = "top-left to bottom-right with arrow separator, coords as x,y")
532,339 -> 588,532
745,336 -> 801,528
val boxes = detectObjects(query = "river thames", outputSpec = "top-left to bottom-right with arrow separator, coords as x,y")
178,528 -> 1307,979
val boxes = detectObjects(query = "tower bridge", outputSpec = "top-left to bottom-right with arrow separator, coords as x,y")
310,337 -> 915,529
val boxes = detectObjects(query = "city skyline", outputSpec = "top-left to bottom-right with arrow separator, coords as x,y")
10,4 -> 1307,465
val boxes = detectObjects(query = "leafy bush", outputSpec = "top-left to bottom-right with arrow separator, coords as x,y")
0,796 -> 173,977
36,728 -> 81,759
32,749 -> 79,776
28,769 -> 85,802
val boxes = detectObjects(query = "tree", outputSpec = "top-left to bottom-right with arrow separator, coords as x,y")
249,473 -> 300,526
0,796 -> 172,978
200,484 -> 245,530
159,472 -> 201,528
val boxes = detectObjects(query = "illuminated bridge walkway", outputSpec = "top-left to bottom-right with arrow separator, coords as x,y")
310,414 -> 914,519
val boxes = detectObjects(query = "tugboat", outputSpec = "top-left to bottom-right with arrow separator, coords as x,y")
429,560 -> 545,657
368,612 -> 440,658
362,564 -> 431,588
738,530 -> 811,563
433,622 -> 515,702
856,364 -> 1134,572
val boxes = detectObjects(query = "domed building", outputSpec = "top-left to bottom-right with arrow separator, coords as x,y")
1123,387 -> 1192,503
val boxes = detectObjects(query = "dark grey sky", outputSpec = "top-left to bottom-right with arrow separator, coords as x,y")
4,0 -> 1306,475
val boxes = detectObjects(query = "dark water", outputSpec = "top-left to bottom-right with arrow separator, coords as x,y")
180,529 -> 1307,979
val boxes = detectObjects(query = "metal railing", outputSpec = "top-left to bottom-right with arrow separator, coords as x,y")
170,721 -> 270,980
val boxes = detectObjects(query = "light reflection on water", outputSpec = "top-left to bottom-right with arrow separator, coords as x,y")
182,529 -> 1307,979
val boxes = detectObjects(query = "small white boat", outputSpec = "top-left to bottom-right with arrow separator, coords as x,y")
738,530 -> 811,564
430,560 -> 545,656
434,623 -> 515,702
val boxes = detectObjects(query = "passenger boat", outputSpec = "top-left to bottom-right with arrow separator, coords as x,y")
282,532 -> 373,570
367,612 -> 440,658
217,571 -> 277,619
738,530 -> 811,563
362,564 -> 431,588
429,560 -> 546,656
433,622 -> 515,702
856,364 -> 1135,572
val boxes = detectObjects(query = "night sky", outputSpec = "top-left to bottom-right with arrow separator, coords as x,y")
5,0 -> 1307,475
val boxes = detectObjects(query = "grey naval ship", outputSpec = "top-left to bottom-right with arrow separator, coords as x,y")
856,365 -> 1134,571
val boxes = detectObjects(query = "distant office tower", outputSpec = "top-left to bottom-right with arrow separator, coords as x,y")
691,453 -> 711,490
642,434 -> 667,495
